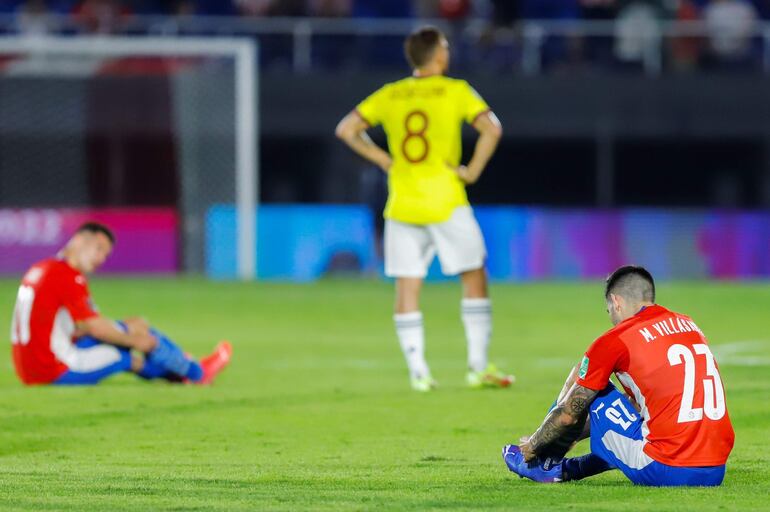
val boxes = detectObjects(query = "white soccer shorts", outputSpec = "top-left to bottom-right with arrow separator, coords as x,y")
384,206 -> 487,278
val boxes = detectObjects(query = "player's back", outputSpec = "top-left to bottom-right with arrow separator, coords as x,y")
10,258 -> 87,384
369,76 -> 476,169
356,75 -> 490,224
609,305 -> 734,467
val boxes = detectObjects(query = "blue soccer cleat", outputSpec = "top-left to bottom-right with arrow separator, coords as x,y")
502,444 -> 563,483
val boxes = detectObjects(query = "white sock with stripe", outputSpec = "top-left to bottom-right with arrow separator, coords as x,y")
462,298 -> 492,373
394,311 -> 430,380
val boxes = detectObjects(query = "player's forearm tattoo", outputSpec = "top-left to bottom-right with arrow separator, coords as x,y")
528,384 -> 598,456
556,366 -> 579,404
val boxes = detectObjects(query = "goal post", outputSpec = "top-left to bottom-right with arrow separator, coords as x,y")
0,36 -> 259,280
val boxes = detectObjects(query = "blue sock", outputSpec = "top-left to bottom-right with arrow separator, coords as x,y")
148,329 -> 203,382
149,327 -> 177,349
186,361 -> 204,382
137,357 -> 169,380
562,453 -> 614,481
138,358 -> 200,382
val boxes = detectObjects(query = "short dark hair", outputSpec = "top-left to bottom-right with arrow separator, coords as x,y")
605,265 -> 655,303
404,26 -> 445,69
76,222 -> 115,245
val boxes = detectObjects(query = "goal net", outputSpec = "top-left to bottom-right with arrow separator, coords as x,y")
0,36 -> 258,279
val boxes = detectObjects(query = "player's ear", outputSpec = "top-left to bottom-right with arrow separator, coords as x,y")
609,293 -> 622,311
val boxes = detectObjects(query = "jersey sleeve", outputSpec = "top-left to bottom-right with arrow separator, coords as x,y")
575,334 -> 629,391
59,273 -> 98,322
355,85 -> 388,127
459,81 -> 490,125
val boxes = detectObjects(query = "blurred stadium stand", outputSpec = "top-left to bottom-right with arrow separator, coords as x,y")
1,0 -> 770,74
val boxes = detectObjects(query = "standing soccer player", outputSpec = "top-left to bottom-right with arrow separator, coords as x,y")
335,26 -> 512,391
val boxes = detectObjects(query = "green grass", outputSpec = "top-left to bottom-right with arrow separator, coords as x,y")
0,278 -> 768,511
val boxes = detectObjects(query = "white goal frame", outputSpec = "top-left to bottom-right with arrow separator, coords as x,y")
0,36 -> 259,280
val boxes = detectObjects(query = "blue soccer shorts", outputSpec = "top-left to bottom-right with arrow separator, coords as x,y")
588,384 -> 726,487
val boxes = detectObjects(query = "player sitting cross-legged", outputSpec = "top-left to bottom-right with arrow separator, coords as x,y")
10,222 -> 231,386
503,265 -> 734,486
335,25 -> 513,391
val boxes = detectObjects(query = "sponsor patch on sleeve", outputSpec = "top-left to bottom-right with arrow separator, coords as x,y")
579,355 -> 589,379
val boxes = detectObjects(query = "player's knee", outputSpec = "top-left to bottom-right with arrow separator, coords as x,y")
123,316 -> 150,334
129,331 -> 158,353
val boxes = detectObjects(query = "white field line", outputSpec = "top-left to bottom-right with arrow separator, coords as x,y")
712,340 -> 770,367
253,342 -> 768,371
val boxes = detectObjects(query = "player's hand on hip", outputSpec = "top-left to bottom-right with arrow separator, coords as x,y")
379,155 -> 392,173
447,162 -> 475,184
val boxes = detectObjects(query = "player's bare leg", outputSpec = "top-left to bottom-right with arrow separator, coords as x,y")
395,277 -> 423,314
394,277 -> 435,391
130,354 -> 145,373
460,267 -> 514,388
460,267 -> 488,299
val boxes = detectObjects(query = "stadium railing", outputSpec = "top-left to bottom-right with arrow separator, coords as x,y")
1,15 -> 770,75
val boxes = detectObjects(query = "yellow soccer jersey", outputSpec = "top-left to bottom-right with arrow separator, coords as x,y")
355,75 -> 490,225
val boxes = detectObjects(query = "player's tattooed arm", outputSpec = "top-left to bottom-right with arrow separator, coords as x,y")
556,365 -> 579,404
520,383 -> 599,462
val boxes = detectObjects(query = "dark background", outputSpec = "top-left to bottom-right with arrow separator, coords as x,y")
3,72 -> 770,210
256,72 -> 770,209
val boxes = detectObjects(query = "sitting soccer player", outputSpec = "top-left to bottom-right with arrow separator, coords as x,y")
503,265 -> 734,486
10,222 -> 231,386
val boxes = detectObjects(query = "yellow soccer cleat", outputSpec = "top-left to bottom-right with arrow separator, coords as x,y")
410,375 -> 438,392
466,363 -> 515,389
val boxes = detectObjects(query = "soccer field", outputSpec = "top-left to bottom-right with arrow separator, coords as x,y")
0,278 -> 767,511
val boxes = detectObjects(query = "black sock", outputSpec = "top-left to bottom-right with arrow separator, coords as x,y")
562,453 -> 613,481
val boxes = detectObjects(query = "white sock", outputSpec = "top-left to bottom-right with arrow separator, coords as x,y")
394,311 -> 430,380
462,298 -> 492,373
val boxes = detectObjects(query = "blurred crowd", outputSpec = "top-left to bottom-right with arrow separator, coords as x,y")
1,0 -> 767,23
1,0 -> 767,71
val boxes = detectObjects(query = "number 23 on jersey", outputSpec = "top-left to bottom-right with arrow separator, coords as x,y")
668,343 -> 726,423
